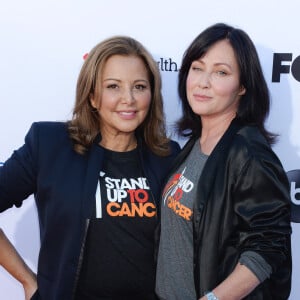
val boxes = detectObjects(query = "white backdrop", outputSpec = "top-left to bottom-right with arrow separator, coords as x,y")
0,0 -> 299,298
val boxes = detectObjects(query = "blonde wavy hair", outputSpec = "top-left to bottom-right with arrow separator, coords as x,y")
68,36 -> 170,156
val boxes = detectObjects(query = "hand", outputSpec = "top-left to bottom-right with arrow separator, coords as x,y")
23,272 -> 37,300
0,229 -> 38,300
24,284 -> 37,300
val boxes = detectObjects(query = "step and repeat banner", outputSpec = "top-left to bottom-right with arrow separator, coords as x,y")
0,0 -> 299,298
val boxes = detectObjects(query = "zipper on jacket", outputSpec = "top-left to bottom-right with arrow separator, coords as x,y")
72,218 -> 90,299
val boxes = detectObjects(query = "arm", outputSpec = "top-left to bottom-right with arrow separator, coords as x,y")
199,139 -> 291,300
199,263 -> 259,300
0,228 -> 37,300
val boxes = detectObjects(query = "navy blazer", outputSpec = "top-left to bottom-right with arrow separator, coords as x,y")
0,122 -> 180,299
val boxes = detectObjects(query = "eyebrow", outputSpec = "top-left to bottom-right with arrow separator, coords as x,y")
103,78 -> 121,82
214,62 -> 232,69
103,78 -> 149,83
194,60 -> 233,70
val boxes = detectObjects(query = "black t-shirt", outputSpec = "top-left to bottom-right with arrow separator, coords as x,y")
75,147 -> 158,300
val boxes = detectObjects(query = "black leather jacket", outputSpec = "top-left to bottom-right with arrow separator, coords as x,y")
168,119 -> 292,300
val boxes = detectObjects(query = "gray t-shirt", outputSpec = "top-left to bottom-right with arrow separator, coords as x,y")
156,139 -> 272,300
156,140 -> 208,300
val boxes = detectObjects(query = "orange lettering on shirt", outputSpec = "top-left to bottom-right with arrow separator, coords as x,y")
167,196 -> 192,221
106,202 -> 156,217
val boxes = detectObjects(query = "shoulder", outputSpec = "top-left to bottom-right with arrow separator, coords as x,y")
226,125 -> 285,175
29,121 -> 68,133
232,125 -> 274,159
28,121 -> 68,138
236,125 -> 267,144
25,121 -> 71,148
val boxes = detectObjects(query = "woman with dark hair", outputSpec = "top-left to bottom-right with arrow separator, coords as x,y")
156,23 -> 292,300
0,36 -> 180,300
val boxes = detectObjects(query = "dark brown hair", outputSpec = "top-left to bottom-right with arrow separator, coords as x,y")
177,23 -> 277,145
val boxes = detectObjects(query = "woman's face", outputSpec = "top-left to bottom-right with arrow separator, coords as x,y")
91,54 -> 151,137
186,39 -> 245,121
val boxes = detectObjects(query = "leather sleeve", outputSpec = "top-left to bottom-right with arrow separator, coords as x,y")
233,147 -> 291,273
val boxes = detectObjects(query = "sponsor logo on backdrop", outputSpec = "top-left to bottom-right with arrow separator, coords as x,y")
83,53 -> 179,72
157,58 -> 179,72
272,53 -> 300,82
287,170 -> 300,223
